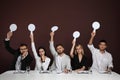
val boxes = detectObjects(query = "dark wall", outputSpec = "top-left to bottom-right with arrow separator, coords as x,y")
0,0 -> 119,74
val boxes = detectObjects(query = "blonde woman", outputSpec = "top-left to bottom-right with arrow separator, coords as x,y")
70,39 -> 87,72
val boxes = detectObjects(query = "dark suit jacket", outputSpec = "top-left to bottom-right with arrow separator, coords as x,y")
4,40 -> 33,70
71,54 -> 87,70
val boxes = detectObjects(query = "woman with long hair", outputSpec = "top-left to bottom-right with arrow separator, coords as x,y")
70,39 -> 87,72
30,33 -> 50,71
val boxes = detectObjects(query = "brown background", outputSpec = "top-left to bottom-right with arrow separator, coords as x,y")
0,0 -> 120,74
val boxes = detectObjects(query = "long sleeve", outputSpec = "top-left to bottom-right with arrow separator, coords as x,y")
66,56 -> 71,70
83,56 -> 87,67
31,42 -> 39,59
32,42 -> 51,71
42,57 -> 51,71
49,41 -> 58,56
4,40 -> 17,55
61,55 -> 71,71
87,44 -> 96,54
108,54 -> 113,68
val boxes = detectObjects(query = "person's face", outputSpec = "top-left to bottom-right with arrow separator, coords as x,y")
76,45 -> 83,54
98,42 -> 107,51
56,45 -> 64,54
39,49 -> 45,56
20,46 -> 28,55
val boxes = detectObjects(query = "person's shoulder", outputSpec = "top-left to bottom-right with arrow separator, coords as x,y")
64,53 -> 70,59
87,44 -> 98,50
46,56 -> 51,60
105,51 -> 112,56
27,53 -> 33,59
14,50 -> 21,55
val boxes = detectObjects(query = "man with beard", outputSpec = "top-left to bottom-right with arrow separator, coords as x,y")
4,31 -> 33,70
49,32 -> 71,73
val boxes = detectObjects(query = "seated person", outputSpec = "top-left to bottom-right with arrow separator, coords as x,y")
87,31 -> 113,72
30,33 -> 51,71
4,31 -> 33,70
49,32 -> 71,73
70,39 -> 87,72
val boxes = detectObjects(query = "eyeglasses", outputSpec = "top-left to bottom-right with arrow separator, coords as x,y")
20,48 -> 27,50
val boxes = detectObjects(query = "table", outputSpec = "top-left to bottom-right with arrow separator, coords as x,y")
0,70 -> 120,80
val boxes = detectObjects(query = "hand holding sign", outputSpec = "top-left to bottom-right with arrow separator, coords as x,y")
92,21 -> 100,32
51,26 -> 58,32
73,31 -> 80,41
28,24 -> 36,34
9,24 -> 17,32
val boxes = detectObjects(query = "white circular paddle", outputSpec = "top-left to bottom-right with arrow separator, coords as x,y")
92,21 -> 100,32
9,24 -> 17,32
73,31 -> 80,40
28,24 -> 36,34
51,26 -> 58,32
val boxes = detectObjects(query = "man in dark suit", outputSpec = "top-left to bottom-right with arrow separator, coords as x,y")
4,31 -> 33,70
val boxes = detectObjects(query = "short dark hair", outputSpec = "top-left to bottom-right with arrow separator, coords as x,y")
37,46 -> 46,57
56,44 -> 64,48
99,40 -> 107,45
19,43 -> 28,47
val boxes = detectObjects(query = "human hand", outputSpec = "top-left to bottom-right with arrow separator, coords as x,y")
64,69 -> 70,73
7,31 -> 13,40
91,32 -> 96,38
50,32 -> 55,37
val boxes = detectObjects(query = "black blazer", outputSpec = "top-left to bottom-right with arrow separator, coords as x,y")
4,40 -> 33,70
71,54 -> 87,70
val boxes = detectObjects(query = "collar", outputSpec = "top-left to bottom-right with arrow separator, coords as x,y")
21,52 -> 28,60
58,53 -> 65,57
99,50 -> 107,54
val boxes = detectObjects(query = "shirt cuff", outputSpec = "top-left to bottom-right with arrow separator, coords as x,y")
5,38 -> 10,41
87,44 -> 94,48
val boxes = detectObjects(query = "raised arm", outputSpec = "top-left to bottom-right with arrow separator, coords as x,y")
50,32 -> 54,42
49,32 -> 57,56
88,32 -> 97,54
70,39 -> 76,58
88,32 -> 96,45
30,33 -> 38,59
4,31 -> 16,54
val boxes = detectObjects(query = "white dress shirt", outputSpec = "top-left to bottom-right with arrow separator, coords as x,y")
49,41 -> 71,72
15,52 -> 28,70
87,44 -> 113,71
31,42 -> 50,71
15,55 -> 22,70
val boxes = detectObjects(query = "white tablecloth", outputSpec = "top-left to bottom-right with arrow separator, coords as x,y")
0,70 -> 120,80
